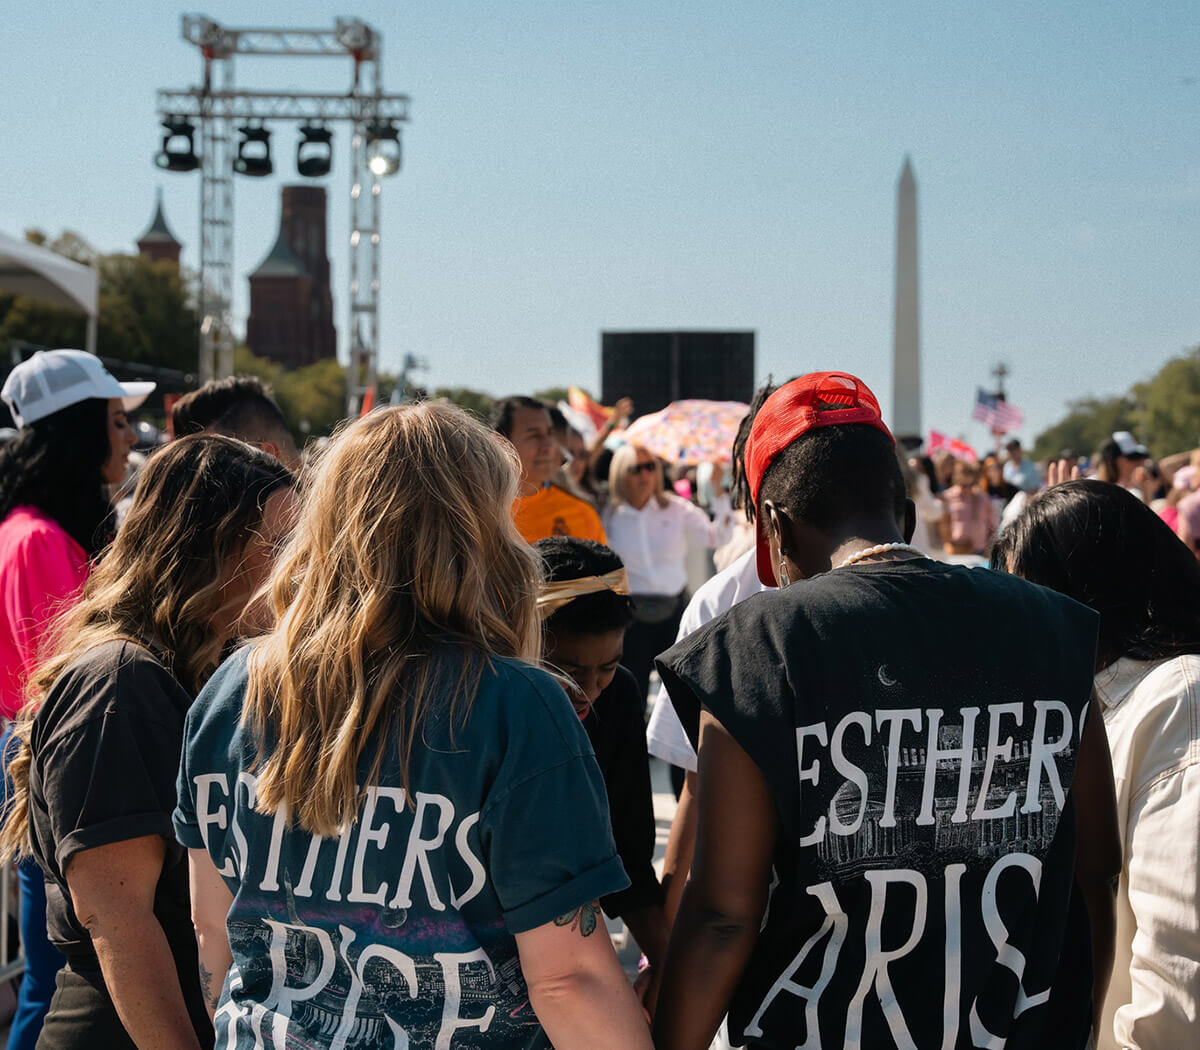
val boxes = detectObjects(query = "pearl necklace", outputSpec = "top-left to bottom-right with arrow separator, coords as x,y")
834,542 -> 927,571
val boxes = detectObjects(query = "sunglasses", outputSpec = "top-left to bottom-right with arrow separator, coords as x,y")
629,462 -> 657,476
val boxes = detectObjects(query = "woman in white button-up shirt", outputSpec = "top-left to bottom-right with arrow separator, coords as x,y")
603,444 -> 733,710
997,479 -> 1200,1050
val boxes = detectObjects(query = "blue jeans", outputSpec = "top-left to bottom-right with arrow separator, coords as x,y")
1,724 -> 65,1050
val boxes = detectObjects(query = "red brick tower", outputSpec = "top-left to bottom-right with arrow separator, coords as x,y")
245,186 -> 337,368
246,223 -> 314,368
136,189 -> 182,266
280,185 -> 336,362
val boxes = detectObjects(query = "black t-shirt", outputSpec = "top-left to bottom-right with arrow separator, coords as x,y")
658,560 -> 1100,1050
583,665 -> 663,919
26,639 -> 210,1043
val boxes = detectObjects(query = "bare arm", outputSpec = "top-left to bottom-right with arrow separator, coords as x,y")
66,835 -> 203,1050
586,397 -> 634,459
653,710 -> 777,1050
659,769 -> 697,932
622,902 -> 669,969
188,848 -> 234,1021
1072,695 -> 1122,1034
642,761 -> 698,1015
516,900 -> 653,1049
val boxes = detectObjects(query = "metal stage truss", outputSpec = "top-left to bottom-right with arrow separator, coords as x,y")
155,15 -> 410,415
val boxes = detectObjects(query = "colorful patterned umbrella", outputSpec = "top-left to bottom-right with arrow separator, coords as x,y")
618,399 -> 749,465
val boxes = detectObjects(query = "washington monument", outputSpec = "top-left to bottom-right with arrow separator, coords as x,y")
892,156 -> 921,443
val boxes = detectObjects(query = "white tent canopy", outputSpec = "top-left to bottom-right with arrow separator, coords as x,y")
0,230 -> 99,353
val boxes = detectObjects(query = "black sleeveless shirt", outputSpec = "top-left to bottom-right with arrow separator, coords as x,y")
658,560 -> 1100,1050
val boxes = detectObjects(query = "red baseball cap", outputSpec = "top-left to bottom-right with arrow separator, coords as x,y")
745,372 -> 894,586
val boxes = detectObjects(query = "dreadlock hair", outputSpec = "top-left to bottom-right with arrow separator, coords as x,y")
731,378 -> 786,521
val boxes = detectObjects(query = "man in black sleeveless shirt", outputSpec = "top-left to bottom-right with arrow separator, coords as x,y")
653,372 -> 1121,1050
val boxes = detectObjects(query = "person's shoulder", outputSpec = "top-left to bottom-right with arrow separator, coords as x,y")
183,646 -> 251,745
0,507 -> 82,558
513,486 -> 549,512
1108,655 -> 1200,786
545,482 -> 590,509
542,483 -> 601,520
473,654 -> 586,750
1129,654 -> 1200,713
662,581 -> 777,674
62,638 -> 174,687
662,492 -> 701,515
192,646 -> 252,713
934,562 -> 1099,632
36,640 -> 183,743
685,547 -> 764,626
593,665 -> 642,719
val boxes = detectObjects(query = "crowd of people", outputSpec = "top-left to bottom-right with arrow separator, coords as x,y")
0,348 -> 1193,1050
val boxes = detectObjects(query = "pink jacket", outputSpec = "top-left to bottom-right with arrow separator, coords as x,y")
0,507 -> 89,720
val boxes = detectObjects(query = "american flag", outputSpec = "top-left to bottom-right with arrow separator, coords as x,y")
971,389 -> 1024,432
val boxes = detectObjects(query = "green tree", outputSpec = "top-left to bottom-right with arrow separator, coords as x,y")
48,230 -> 97,266
1032,395 -> 1136,462
1131,348 -> 1200,458
232,346 -> 348,440
0,233 -> 197,374
432,387 -> 494,421
533,387 -> 571,405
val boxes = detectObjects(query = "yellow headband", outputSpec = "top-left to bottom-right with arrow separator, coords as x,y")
537,568 -> 631,619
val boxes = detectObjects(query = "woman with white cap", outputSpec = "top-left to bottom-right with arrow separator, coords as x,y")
0,349 -> 151,1050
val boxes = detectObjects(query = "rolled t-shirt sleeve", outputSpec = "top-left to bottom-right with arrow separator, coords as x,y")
173,647 -> 251,854
173,703 -> 201,850
481,755 -> 628,933
479,667 -> 629,934
656,593 -> 801,811
40,656 -> 187,874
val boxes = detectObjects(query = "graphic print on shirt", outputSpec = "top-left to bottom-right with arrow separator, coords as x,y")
812,700 -> 1072,874
746,696 -> 1086,1050
192,772 -> 545,1050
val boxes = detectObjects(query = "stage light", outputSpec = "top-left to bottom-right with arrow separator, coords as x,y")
297,124 -> 333,178
154,117 -> 200,173
365,120 -> 401,176
233,125 -> 273,177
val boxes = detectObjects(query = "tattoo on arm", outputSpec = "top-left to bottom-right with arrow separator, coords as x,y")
198,959 -> 219,1011
553,900 -> 601,937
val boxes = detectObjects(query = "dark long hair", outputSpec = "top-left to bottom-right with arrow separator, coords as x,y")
0,398 -> 112,557
992,480 -> 1200,670
33,434 -> 294,699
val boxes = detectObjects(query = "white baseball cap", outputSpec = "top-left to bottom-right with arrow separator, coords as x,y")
1111,430 -> 1149,459
1,349 -> 156,428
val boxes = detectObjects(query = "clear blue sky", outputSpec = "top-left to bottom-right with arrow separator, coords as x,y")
3,1 -> 1199,447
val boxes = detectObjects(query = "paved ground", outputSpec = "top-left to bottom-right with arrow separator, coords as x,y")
0,758 -> 679,1046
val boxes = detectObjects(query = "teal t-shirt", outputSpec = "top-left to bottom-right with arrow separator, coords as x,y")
173,645 -> 628,1049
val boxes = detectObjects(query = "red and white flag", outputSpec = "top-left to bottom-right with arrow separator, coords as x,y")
928,430 -> 978,463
